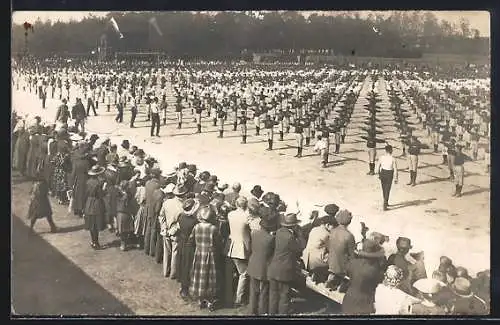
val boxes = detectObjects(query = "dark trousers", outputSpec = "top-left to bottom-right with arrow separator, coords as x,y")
115,107 -> 123,123
130,109 -> 137,127
223,257 -> 236,307
151,113 -> 160,136
249,278 -> 269,315
269,279 -> 292,315
379,169 -> 394,207
144,218 -> 153,255
87,100 -> 97,116
41,96 -> 46,108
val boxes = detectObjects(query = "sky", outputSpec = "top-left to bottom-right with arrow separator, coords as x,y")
12,10 -> 490,37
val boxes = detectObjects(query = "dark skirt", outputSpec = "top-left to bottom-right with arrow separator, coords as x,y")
85,213 -> 106,232
28,196 -> 52,221
178,240 -> 196,287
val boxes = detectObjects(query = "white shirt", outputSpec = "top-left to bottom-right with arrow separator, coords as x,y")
374,284 -> 419,315
150,103 -> 159,114
378,154 -> 397,171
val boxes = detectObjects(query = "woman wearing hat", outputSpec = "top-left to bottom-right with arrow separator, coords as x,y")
13,120 -> 30,176
408,278 -> 446,315
84,165 -> 107,249
189,205 -> 222,312
177,198 -> 200,299
341,239 -> 385,315
133,178 -> 148,249
116,180 -> 134,251
69,140 -> 91,217
267,213 -> 306,315
374,265 -> 420,315
51,141 -> 71,205
27,171 -> 58,233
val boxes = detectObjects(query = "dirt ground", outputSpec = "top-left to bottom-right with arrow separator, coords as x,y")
11,79 -> 490,315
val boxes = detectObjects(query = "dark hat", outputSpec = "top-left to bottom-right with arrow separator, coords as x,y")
260,217 -> 277,232
281,213 -> 301,227
209,175 -> 218,183
438,256 -> 454,273
178,162 -> 187,169
217,183 -> 229,192
187,164 -> 197,174
198,205 -> 216,222
396,237 -> 412,250
121,140 -> 130,149
455,266 -> 470,279
135,149 -> 146,158
183,198 -> 200,215
324,204 -> 339,217
89,134 -> 99,141
251,185 -> 264,199
262,192 -> 279,208
199,171 -> 210,181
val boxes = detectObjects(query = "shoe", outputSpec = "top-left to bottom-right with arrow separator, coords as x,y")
199,300 -> 208,310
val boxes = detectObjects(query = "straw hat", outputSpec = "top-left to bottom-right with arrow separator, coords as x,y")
413,278 -> 443,295
182,198 -> 200,216
281,213 -> 301,227
88,165 -> 105,176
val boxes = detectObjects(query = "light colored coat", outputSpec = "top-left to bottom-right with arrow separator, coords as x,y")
225,208 -> 251,260
302,225 -> 330,270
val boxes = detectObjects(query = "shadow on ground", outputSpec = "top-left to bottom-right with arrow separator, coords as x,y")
11,215 -> 134,316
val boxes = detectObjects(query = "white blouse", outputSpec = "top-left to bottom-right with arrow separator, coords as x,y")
378,154 -> 397,171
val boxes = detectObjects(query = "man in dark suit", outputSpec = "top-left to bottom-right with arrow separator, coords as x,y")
326,209 -> 356,291
247,216 -> 277,315
267,213 -> 306,315
144,168 -> 162,256
71,98 -> 87,133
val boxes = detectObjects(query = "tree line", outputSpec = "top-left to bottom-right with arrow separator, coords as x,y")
12,11 -> 490,59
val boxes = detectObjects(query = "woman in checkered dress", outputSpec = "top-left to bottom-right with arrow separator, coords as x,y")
188,205 -> 222,311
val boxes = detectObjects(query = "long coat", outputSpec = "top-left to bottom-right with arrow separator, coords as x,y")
145,178 -> 161,222
177,212 -> 198,288
342,256 -> 384,315
26,134 -> 42,178
328,225 -> 356,275
302,224 -> 330,271
69,156 -> 90,212
27,180 -> 52,220
189,221 -> 221,299
103,169 -> 119,224
133,186 -> 148,236
225,209 -> 251,260
13,129 -> 30,174
84,177 -> 106,231
267,227 -> 306,282
247,228 -> 275,281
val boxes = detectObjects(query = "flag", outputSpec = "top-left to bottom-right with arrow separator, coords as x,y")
110,17 -> 124,39
149,17 -> 163,36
